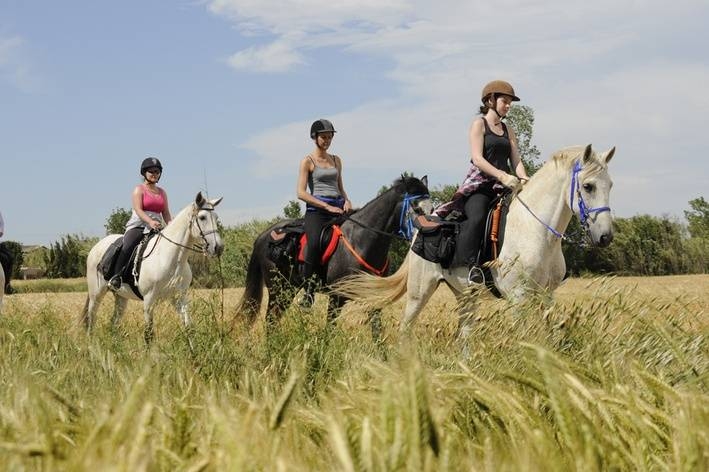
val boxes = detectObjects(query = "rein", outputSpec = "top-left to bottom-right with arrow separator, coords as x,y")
342,192 -> 429,241
515,159 -> 611,246
336,191 -> 428,276
142,206 -> 219,258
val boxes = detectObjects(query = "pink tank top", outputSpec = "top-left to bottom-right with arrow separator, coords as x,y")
142,186 -> 166,213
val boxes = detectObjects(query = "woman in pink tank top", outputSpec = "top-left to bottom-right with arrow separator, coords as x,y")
108,157 -> 173,290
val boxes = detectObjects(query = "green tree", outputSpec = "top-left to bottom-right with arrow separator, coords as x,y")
684,196 -> 709,239
105,207 -> 131,235
44,234 -> 97,278
430,184 -> 457,208
283,200 -> 302,219
506,105 -> 542,175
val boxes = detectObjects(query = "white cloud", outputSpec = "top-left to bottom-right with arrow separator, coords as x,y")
0,35 -> 39,91
0,36 -> 23,66
209,0 -> 709,218
226,40 -> 305,72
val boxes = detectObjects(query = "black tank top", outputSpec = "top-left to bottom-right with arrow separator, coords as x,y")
482,118 -> 511,174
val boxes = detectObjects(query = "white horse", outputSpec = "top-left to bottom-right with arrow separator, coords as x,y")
81,192 -> 224,342
334,144 -> 615,342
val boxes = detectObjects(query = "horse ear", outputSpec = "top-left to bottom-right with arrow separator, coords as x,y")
210,197 -> 223,207
603,146 -> 615,164
421,175 -> 428,188
195,192 -> 205,206
582,144 -> 593,164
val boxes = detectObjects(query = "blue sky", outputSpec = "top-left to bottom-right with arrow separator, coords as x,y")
1,1 -> 708,245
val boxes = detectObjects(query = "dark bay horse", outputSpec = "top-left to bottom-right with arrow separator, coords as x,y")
237,175 -> 430,328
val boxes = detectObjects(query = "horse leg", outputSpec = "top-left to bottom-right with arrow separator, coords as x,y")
142,297 -> 156,345
400,267 -> 440,332
265,284 -> 294,331
367,308 -> 383,342
81,280 -> 109,332
173,291 -> 195,353
174,291 -> 191,327
110,294 -> 128,329
455,287 -> 484,358
326,295 -> 346,326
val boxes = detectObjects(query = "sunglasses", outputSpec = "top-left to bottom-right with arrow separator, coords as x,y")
146,168 -> 162,174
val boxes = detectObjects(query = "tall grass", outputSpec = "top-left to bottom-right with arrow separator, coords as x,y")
0,276 -> 706,470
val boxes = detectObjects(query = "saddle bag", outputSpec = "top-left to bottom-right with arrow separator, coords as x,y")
267,222 -> 304,263
411,221 -> 458,269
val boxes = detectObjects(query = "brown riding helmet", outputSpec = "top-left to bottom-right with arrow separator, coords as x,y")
481,80 -> 520,103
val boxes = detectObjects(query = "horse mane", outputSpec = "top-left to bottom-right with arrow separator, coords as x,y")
348,175 -> 425,215
536,145 -> 608,180
159,201 -> 196,239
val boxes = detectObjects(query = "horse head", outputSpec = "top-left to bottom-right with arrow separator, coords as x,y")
192,192 -> 225,256
397,174 -> 432,213
574,144 -> 615,247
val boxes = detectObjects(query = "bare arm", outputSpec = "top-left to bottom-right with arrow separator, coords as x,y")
160,188 -> 172,224
334,156 -> 352,212
507,126 -> 530,180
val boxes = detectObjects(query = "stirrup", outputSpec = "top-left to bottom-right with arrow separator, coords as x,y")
467,265 -> 485,285
108,275 -> 122,290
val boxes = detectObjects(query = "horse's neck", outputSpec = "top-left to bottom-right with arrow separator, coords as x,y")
158,205 -> 194,262
509,165 -> 573,242
342,191 -> 400,258
356,190 -> 400,232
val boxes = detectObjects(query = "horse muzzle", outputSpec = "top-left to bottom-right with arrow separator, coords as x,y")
597,232 -> 613,248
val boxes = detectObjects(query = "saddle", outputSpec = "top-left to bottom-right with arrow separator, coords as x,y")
412,193 -> 510,270
267,220 -> 342,266
97,232 -> 159,299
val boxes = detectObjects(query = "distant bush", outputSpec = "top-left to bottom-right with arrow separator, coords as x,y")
12,277 -> 87,293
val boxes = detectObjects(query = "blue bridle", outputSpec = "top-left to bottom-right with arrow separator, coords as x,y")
398,192 -> 430,240
570,160 -> 611,229
516,159 -> 610,244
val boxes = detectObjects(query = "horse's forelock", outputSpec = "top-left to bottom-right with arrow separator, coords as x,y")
400,175 -> 428,195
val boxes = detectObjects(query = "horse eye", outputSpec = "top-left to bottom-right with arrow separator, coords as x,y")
583,183 -> 595,192
199,214 -> 207,221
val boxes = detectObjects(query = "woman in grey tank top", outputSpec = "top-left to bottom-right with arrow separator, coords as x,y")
296,119 -> 352,307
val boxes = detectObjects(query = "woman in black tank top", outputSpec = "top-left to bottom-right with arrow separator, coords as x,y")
461,80 -> 530,283
296,119 -> 352,307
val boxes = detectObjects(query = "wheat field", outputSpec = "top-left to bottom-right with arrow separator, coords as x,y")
0,275 -> 707,470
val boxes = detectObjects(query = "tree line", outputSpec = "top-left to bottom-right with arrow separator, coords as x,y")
6,106 -> 707,281
6,195 -> 705,283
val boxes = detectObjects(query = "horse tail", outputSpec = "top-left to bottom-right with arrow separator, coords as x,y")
235,242 -> 265,324
332,253 -> 411,308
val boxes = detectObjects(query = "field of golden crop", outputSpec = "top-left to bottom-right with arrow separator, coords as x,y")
0,275 -> 707,470
5,274 -> 708,336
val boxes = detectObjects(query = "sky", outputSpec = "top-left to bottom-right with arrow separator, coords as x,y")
1,0 -> 708,245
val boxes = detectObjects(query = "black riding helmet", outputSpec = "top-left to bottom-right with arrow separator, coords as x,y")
310,119 -> 336,139
140,157 -> 163,176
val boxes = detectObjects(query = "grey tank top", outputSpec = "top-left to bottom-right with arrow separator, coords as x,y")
307,157 -> 341,197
